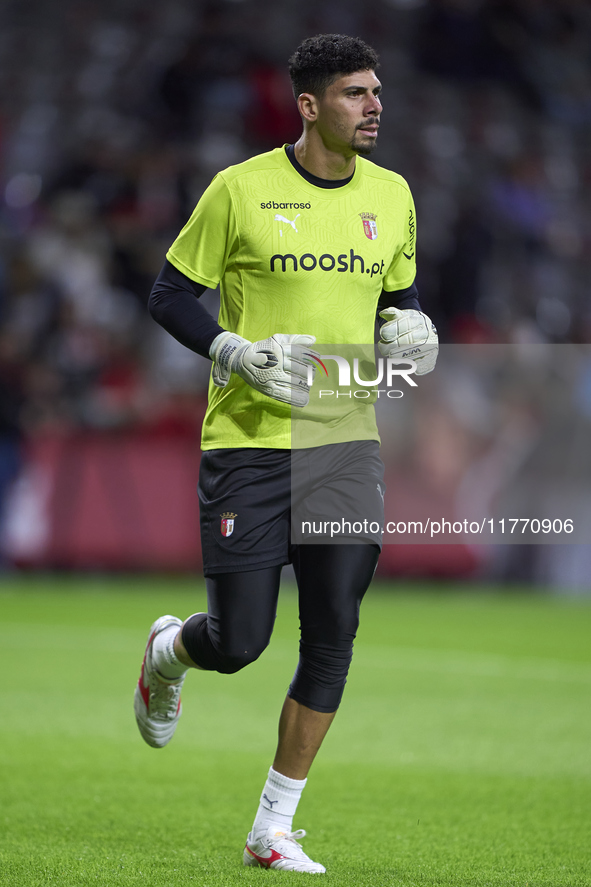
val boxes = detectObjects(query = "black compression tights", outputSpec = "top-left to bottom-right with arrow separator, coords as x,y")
181,544 -> 379,713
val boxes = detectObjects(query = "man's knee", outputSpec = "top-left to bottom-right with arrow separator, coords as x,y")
182,612 -> 271,673
289,642 -> 353,712
214,641 -> 268,674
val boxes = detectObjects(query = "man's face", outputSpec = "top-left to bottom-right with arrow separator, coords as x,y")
313,69 -> 382,156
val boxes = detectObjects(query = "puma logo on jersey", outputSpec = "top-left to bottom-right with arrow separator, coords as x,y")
274,213 -> 300,234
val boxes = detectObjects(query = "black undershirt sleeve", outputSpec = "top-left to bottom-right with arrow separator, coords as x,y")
377,281 -> 422,326
148,259 -> 224,359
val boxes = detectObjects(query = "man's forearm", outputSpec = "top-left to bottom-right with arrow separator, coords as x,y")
377,281 -> 421,326
148,259 -> 224,359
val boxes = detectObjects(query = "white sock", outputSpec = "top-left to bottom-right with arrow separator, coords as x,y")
151,625 -> 187,680
251,767 -> 307,838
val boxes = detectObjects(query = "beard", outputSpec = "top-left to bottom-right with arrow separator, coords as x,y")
351,124 -> 379,156
353,137 -> 378,156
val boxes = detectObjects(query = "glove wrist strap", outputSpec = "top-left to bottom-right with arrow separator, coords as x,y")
210,331 -> 250,386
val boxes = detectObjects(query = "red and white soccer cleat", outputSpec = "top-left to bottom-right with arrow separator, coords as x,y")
134,615 -> 185,748
244,827 -> 326,873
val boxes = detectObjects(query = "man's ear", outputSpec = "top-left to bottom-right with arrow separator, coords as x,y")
297,92 -> 318,123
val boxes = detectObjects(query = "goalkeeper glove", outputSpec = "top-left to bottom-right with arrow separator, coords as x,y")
378,307 -> 439,375
209,331 -> 318,407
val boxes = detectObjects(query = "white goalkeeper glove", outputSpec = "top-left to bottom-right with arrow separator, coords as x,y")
209,331 -> 318,408
378,307 -> 439,375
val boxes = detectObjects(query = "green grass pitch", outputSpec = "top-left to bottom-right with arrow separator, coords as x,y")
1,575 -> 590,886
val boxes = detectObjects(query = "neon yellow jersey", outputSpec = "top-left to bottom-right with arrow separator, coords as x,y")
166,146 -> 417,450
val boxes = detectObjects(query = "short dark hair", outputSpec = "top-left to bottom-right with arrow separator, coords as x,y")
288,34 -> 380,99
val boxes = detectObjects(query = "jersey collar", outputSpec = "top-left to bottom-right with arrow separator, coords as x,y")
279,145 -> 362,197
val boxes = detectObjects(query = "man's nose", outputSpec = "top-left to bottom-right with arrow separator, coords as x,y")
366,94 -> 382,116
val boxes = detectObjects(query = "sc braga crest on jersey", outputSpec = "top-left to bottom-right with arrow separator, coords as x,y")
359,212 -> 378,240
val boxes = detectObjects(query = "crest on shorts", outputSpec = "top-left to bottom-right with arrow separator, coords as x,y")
220,512 -> 237,537
359,212 -> 378,240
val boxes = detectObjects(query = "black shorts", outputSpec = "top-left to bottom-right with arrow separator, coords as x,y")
198,440 -> 385,575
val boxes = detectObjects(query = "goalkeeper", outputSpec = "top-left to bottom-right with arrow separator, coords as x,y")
134,33 -> 437,875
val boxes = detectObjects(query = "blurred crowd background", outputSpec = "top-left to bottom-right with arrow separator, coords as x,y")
1,0 -> 590,586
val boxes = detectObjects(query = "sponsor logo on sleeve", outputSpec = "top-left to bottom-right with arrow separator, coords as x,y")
403,209 -> 415,259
